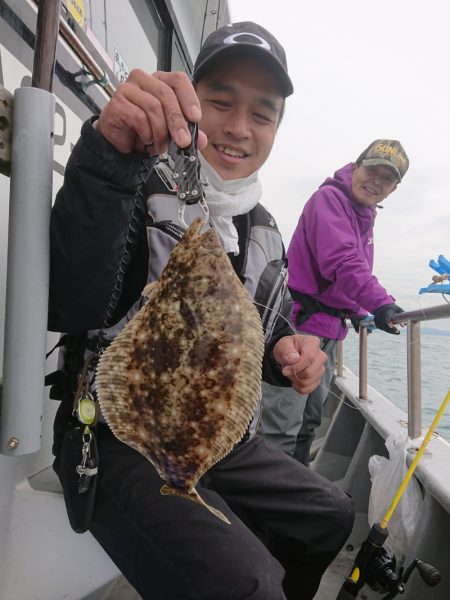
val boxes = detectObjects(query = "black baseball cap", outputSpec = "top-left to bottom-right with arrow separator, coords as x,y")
193,22 -> 293,97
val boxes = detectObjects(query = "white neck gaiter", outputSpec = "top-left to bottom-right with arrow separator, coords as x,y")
199,154 -> 262,254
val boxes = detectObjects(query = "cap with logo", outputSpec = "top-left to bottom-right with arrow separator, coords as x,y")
357,139 -> 409,181
192,21 -> 293,97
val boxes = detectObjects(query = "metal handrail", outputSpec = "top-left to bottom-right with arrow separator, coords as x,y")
33,0 -> 116,97
393,304 -> 450,323
361,304 -> 450,327
58,18 -> 116,97
339,303 -> 450,440
336,342 -> 344,377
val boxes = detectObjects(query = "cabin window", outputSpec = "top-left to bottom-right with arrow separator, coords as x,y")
169,0 -> 208,61
83,0 -> 164,79
168,1 -> 231,75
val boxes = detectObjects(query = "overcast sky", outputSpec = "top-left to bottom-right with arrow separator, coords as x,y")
228,0 -> 450,330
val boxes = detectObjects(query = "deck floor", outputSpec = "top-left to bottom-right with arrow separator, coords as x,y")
90,548 -> 366,600
84,577 -> 142,600
313,547 -> 373,600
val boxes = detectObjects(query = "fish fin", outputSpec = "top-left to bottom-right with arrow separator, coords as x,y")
160,484 -> 231,525
142,281 -> 158,299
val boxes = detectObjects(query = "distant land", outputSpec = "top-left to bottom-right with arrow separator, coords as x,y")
421,327 -> 450,337
370,326 -> 450,337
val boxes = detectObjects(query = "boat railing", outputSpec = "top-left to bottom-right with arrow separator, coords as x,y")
30,0 -> 116,98
337,303 -> 450,439
58,13 -> 116,97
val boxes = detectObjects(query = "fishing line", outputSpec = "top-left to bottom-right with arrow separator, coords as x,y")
253,301 -> 362,411
381,388 -> 450,526
316,381 -> 363,411
253,301 -> 297,334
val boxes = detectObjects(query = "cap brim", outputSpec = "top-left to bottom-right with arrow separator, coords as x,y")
193,44 -> 294,97
361,158 -> 402,181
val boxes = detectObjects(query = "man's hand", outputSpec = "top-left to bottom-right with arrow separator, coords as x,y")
96,69 -> 208,155
272,335 -> 327,395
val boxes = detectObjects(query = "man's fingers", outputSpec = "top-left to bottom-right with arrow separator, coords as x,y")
288,359 -> 325,394
97,95 -> 148,154
119,87 -> 166,148
97,69 -> 202,154
154,71 -> 202,121
282,357 -> 324,381
153,71 -> 202,147
279,335 -> 326,394
118,78 -> 179,152
97,79 -> 162,153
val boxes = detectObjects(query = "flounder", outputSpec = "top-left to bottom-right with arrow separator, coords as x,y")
96,218 -> 264,523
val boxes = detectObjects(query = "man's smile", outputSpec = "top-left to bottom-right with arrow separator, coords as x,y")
214,143 -> 249,158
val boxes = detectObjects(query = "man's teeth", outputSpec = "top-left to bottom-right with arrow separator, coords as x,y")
217,144 -> 245,158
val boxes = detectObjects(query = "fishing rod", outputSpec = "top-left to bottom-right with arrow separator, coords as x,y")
336,389 -> 450,600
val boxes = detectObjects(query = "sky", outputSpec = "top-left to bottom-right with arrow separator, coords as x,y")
228,0 -> 450,331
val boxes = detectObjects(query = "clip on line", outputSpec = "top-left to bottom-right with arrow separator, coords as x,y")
167,122 -> 209,228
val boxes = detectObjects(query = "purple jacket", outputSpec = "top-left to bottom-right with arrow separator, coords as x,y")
287,163 -> 394,340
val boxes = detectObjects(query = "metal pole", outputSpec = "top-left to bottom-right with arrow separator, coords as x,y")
32,0 -> 62,92
1,0 -> 59,455
359,327 -> 368,400
336,341 -> 344,377
407,320 -> 422,439
59,17 -> 115,96
1,88 -> 55,455
390,303 -> 450,325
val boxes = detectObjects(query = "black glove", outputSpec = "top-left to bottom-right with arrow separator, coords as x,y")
350,315 -> 374,334
350,316 -> 362,333
373,303 -> 404,335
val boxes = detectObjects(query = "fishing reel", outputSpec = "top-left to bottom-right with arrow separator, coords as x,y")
364,545 -> 398,593
365,545 -> 440,599
336,524 -> 441,600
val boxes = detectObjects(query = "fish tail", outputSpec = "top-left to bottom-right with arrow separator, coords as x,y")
160,484 -> 231,525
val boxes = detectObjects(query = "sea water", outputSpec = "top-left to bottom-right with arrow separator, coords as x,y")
342,328 -> 450,441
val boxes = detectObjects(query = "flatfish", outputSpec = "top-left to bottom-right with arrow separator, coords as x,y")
96,217 -> 264,523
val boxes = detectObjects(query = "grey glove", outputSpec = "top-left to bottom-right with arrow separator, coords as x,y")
373,304 -> 404,335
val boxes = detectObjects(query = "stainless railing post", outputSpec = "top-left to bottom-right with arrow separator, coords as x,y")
348,305 -> 450,431
359,327 -> 368,400
407,320 -> 422,439
336,341 -> 344,377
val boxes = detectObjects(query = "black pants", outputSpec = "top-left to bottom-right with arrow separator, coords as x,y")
71,425 -> 354,600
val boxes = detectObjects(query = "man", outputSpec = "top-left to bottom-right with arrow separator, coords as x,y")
260,140 -> 408,465
48,22 -> 354,600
